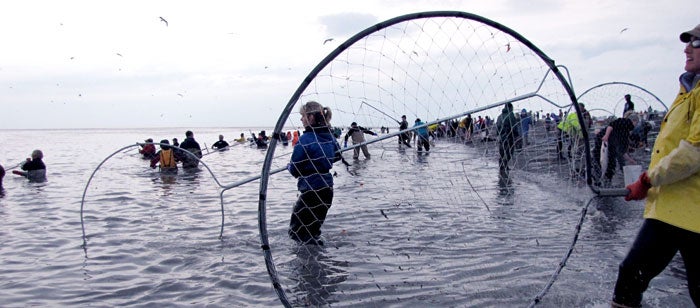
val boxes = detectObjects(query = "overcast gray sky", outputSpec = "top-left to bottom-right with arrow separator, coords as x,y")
0,0 -> 696,129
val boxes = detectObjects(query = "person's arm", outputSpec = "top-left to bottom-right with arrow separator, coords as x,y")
601,126 -> 613,142
150,153 -> 160,168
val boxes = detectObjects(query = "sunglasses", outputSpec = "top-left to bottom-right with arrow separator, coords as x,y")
688,39 -> 700,48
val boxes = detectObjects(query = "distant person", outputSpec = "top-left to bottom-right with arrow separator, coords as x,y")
139,138 -> 157,159
398,115 -> 410,146
519,109 -> 532,146
496,103 -> 517,171
150,139 -> 178,173
623,94 -> 635,116
292,130 -> 300,146
280,131 -> 289,146
287,101 -> 341,245
211,135 -> 229,150
601,113 -> 638,182
172,138 -> 179,147
413,118 -> 430,152
611,24 -> 700,307
464,114 -> 474,141
0,164 -> 5,192
343,122 -> 376,159
286,131 -> 293,143
580,103 -> 593,132
179,130 -> 202,168
234,133 -> 246,143
13,149 -> 47,182
253,132 -> 268,148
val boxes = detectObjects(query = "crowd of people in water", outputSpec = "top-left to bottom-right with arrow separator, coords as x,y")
0,102 -> 659,193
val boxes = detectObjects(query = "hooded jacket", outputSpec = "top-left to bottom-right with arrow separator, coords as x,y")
643,73 -> 700,233
288,126 -> 341,192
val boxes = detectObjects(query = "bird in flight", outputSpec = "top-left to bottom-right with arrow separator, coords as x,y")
620,28 -> 629,34
323,38 -> 334,45
177,93 -> 183,97
159,17 -> 168,27
505,43 -> 511,52
116,53 -> 123,57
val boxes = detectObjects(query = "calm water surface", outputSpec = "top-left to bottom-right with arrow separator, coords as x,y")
0,128 -> 692,307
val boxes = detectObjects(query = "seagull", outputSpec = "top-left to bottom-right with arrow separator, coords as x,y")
159,16 -> 168,27
116,53 -> 123,57
177,93 -> 183,97
323,38 -> 334,44
620,28 -> 629,34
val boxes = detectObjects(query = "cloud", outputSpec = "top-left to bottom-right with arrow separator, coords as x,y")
318,12 -> 379,38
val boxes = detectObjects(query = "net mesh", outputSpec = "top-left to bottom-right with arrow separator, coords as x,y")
258,12 -> 594,306
577,82 -> 667,189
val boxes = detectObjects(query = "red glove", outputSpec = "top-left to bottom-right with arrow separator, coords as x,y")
625,171 -> 651,201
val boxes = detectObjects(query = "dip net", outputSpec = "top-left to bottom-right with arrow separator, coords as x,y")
257,11 -> 600,306
576,82 -> 668,190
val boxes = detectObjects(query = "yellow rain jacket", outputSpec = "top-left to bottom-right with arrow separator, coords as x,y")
644,83 -> 700,233
557,112 -> 581,137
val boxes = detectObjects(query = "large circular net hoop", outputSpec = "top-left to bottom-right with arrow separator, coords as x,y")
576,81 -> 668,191
257,11 -> 592,306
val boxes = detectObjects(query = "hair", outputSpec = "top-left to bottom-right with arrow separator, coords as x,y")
185,130 -> 193,137
300,101 -> 332,127
160,139 -> 171,149
31,149 -> 43,160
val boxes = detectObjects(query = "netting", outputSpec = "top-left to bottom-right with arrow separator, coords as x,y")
576,82 -> 668,191
257,11 -> 596,307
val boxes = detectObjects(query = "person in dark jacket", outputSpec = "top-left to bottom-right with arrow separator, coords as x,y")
0,164 -> 5,193
178,130 -> 202,168
13,149 -> 47,182
287,101 -> 342,245
496,103 -> 517,171
343,122 -> 376,159
211,135 -> 230,150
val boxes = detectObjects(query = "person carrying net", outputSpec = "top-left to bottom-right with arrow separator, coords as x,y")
287,101 -> 342,245
611,24 -> 700,307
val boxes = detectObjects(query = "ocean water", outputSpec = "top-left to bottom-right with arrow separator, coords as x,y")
0,127 -> 693,307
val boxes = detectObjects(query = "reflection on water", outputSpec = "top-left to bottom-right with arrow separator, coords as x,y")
288,245 -> 349,307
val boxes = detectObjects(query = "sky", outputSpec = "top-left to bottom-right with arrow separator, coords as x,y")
0,0 -> 696,129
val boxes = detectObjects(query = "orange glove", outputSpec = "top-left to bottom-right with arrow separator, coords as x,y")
625,171 -> 651,201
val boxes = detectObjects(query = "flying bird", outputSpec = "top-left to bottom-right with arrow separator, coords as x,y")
620,28 -> 629,34
116,53 -> 123,57
159,16 -> 168,27
177,93 -> 183,97
505,43 -> 511,52
323,38 -> 334,44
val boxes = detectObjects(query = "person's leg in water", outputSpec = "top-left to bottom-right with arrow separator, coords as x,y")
361,144 -> 371,159
613,219 -> 700,307
289,187 -> 333,245
605,143 -> 619,181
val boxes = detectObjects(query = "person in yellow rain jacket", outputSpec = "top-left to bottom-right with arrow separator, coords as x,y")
612,24 -> 700,307
556,110 -> 581,159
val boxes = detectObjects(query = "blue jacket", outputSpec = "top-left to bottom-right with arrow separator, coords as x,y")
414,121 -> 429,139
288,126 -> 341,192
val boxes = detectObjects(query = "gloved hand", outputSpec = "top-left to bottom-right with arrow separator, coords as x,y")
344,141 -> 348,148
625,171 -> 651,201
